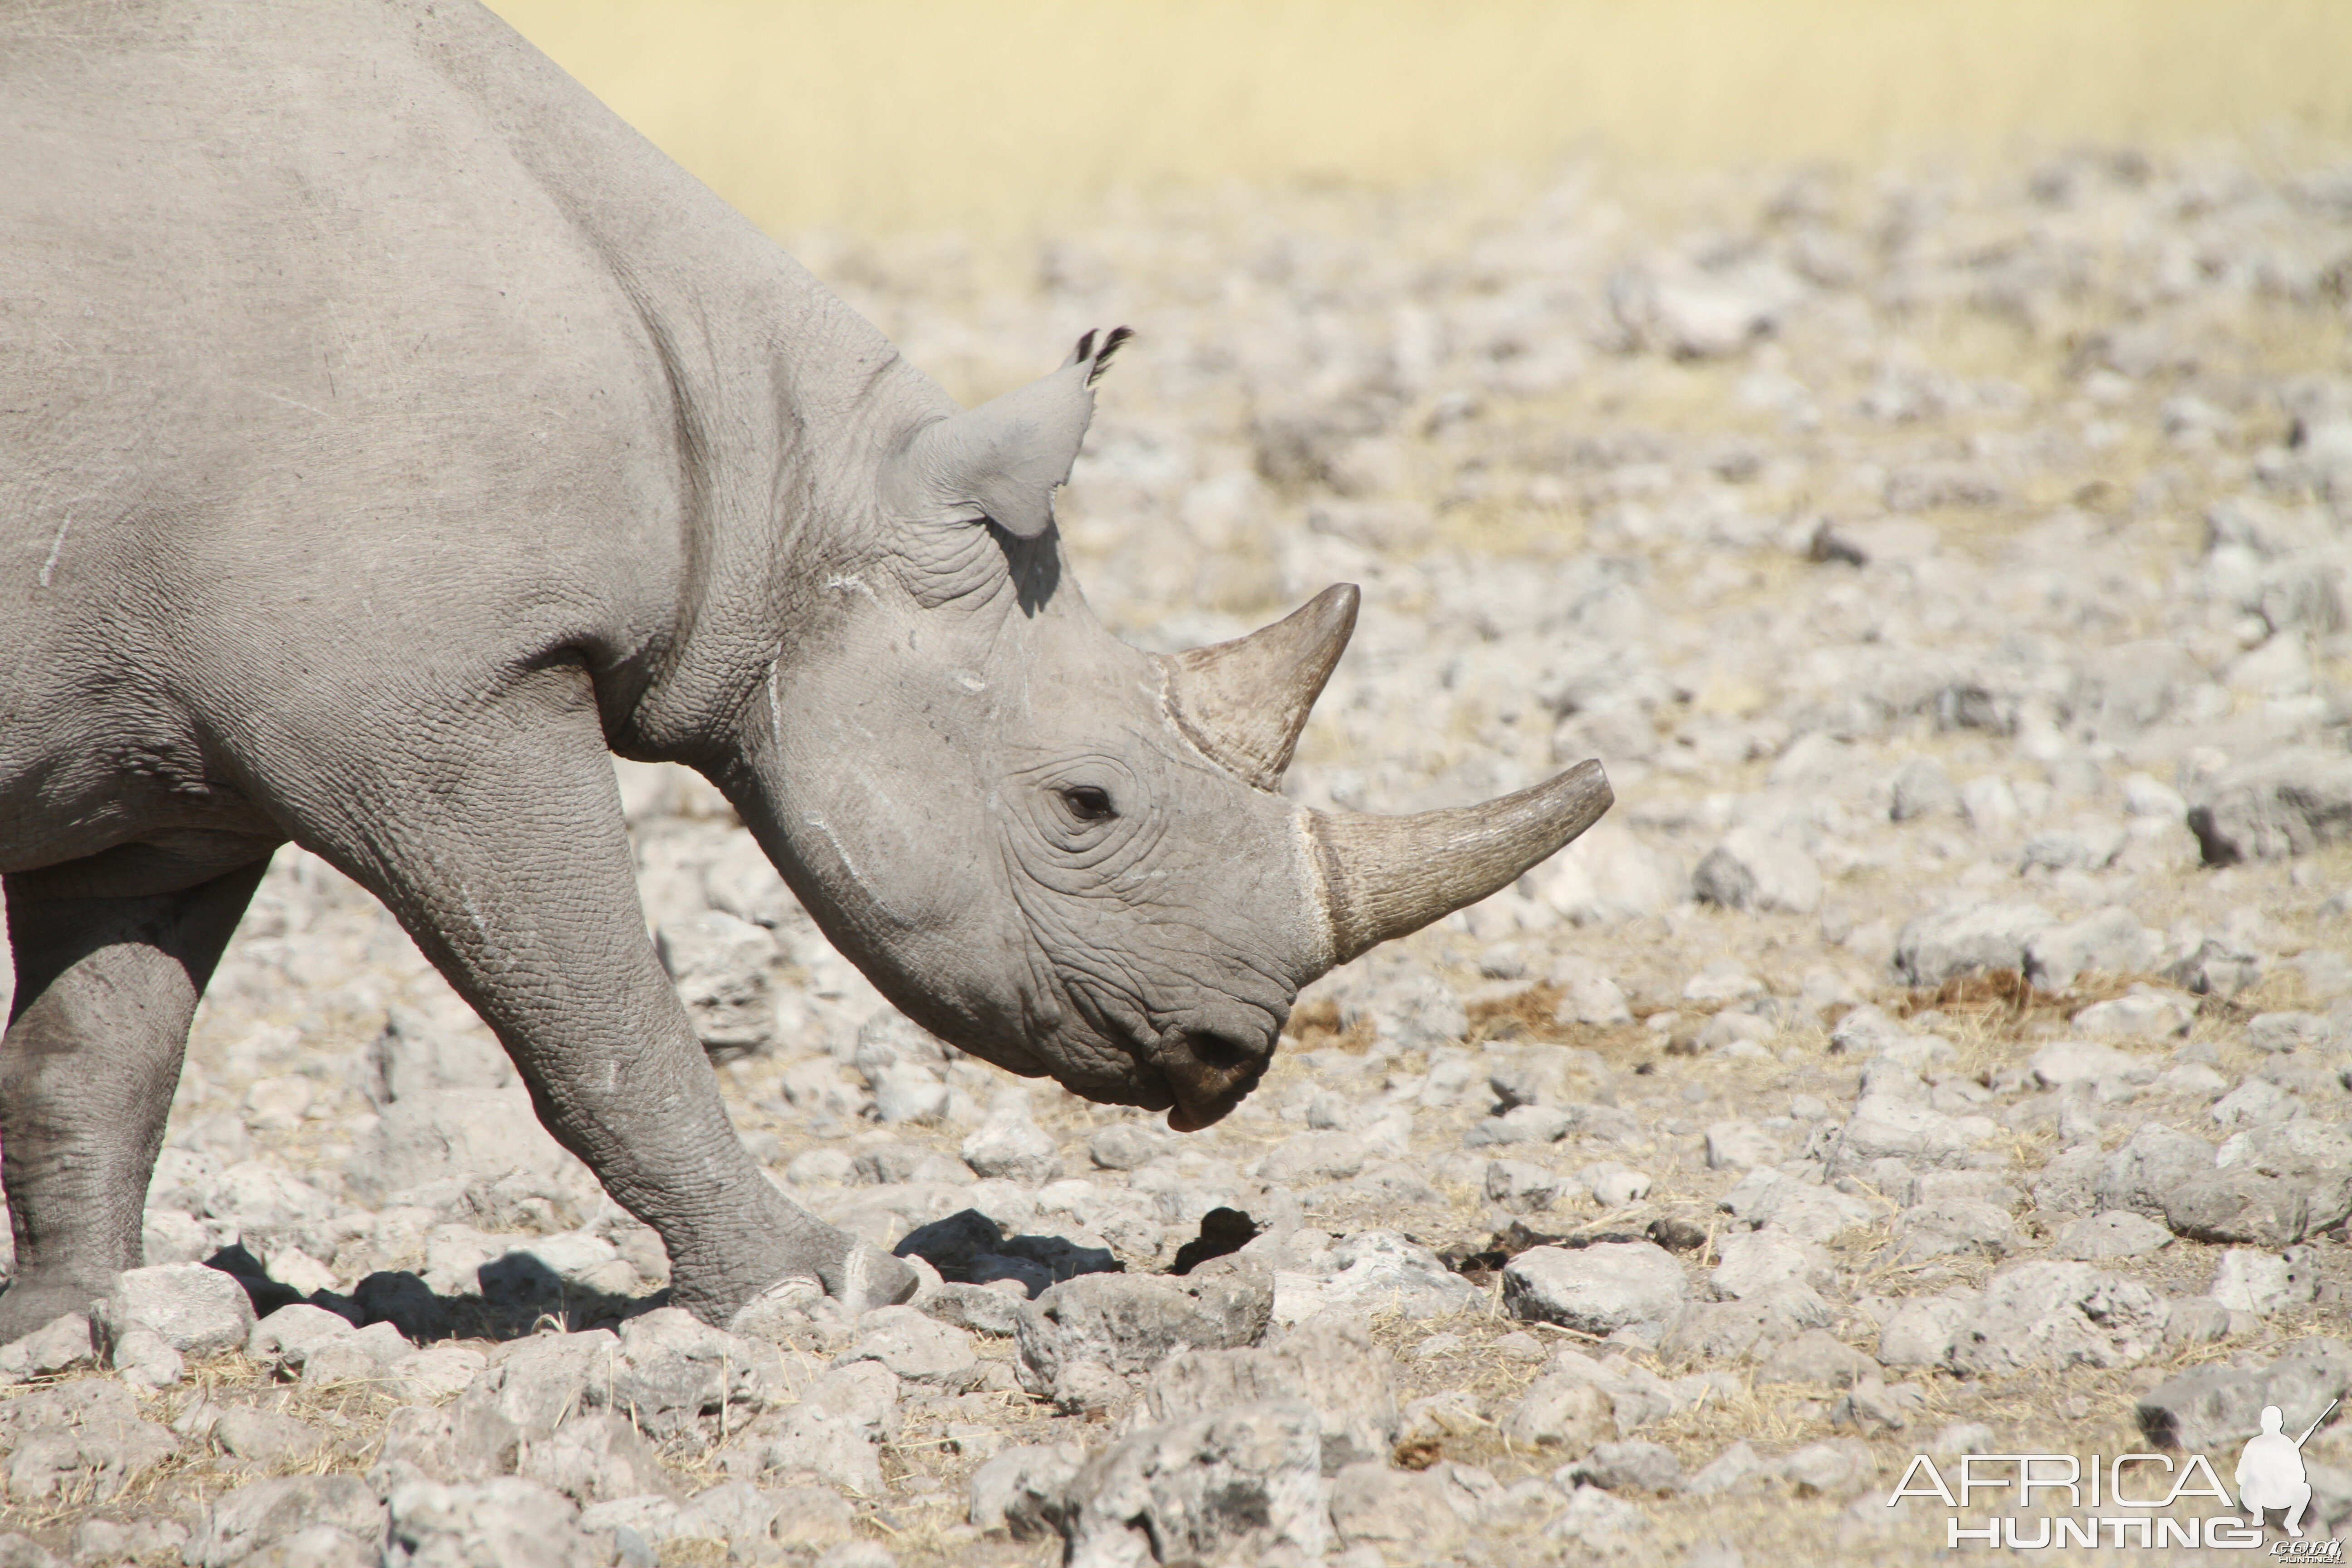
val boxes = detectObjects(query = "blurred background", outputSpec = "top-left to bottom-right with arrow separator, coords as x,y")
489,0 -> 2351,242
482,0 -> 2352,834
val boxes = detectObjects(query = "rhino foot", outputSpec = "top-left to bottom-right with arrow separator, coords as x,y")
718,1244 -> 920,1337
681,1230 -> 918,1329
0,1271 -> 112,1349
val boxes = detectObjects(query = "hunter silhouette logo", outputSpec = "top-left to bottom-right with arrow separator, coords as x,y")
2239,1399 -> 2339,1539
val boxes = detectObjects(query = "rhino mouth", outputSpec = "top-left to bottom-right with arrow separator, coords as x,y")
1051,981 -> 1275,1129
1154,1026 -> 1269,1132
1166,1086 -> 1252,1132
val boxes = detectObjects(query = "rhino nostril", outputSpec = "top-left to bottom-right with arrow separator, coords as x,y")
1184,1031 -> 1260,1073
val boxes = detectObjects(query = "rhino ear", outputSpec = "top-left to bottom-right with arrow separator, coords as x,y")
888,328 -> 1132,539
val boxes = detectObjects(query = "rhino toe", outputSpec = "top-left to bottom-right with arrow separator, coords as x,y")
826,1244 -> 921,1314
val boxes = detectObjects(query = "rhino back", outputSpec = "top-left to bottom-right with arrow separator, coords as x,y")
0,0 -> 732,866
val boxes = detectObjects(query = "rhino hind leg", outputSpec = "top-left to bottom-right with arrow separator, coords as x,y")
302,668 -> 912,1324
0,859 -> 270,1344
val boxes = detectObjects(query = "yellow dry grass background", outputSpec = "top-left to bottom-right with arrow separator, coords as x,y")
488,0 -> 2352,240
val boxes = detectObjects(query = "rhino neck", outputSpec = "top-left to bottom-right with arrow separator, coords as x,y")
594,265 -> 953,764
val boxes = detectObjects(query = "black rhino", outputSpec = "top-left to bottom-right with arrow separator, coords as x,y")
0,0 -> 1610,1335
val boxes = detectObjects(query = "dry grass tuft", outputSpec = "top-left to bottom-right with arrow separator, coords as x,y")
1894,966 -> 2175,1030
1278,995 -> 1372,1054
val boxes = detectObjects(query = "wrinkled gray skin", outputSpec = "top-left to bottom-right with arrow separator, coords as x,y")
0,0 -> 1607,1338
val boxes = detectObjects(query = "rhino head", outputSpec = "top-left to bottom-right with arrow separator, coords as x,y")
726,331 -> 1610,1129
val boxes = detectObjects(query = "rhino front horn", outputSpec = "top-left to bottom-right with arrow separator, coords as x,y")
1309,759 -> 1613,965
1160,583 -> 1359,791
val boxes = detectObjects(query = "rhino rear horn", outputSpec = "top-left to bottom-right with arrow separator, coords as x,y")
1309,759 -> 1613,964
1160,584 -> 1358,791
887,328 -> 1132,539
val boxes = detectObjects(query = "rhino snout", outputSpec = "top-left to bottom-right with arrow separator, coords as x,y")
1152,1009 -> 1277,1132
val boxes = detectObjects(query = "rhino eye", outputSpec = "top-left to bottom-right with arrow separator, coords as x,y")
1058,785 -> 1117,823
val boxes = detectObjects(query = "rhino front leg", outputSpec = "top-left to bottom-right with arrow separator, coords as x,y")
0,859 -> 269,1343
300,667 -> 912,1324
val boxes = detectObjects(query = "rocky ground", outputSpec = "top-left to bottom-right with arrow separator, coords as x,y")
6,143 -> 2352,1566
